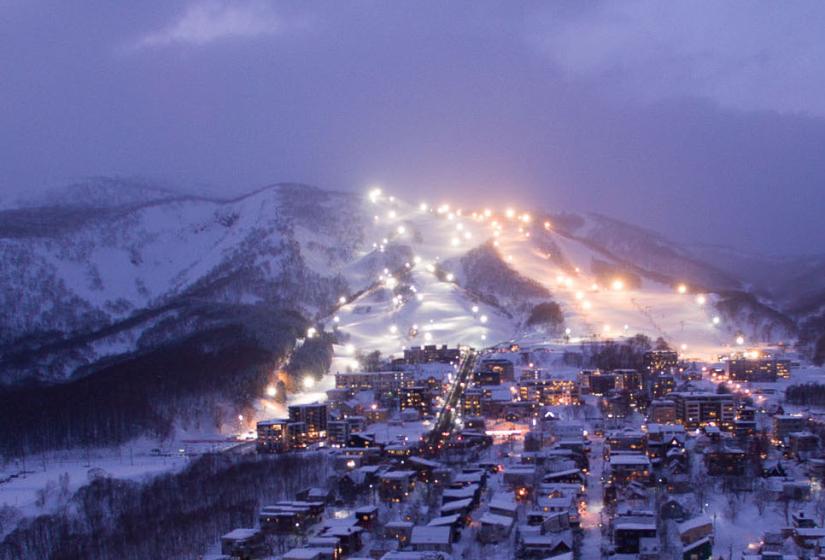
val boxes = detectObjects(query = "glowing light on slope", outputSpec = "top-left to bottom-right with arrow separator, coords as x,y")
611,279 -> 624,291
677,284 -> 688,294
303,377 -> 315,389
712,316 -> 721,325
696,295 -> 706,305
736,335 -> 745,345
266,385 -> 277,398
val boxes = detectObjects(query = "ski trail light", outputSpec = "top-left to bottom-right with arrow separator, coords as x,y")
611,279 -> 624,291
339,296 -> 347,304
472,305 -> 479,313
397,225 -> 406,234
446,273 -> 455,282
505,208 -> 515,219
420,203 -> 428,211
677,284 -> 688,294
303,377 -> 315,389
344,343 -> 355,354
307,327 -> 317,338
480,315 -> 488,324
712,316 -> 721,325
696,295 -> 706,305
266,385 -> 277,398
736,335 -> 745,345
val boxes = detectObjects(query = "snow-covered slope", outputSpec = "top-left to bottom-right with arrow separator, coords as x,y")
1,180 -> 809,386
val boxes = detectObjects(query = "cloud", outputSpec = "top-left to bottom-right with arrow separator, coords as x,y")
134,0 -> 285,49
527,1 -> 825,117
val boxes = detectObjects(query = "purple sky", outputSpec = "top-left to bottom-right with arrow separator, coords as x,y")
1,1 -> 824,254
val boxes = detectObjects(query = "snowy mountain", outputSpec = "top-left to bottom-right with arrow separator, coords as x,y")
2,179 -> 822,454
3,180 -> 818,385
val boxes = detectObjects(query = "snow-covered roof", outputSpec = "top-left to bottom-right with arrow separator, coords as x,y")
410,526 -> 452,545
443,484 -> 478,499
609,454 -> 650,466
221,528 -> 258,541
479,512 -> 514,527
677,515 -> 712,534
427,514 -> 462,527
440,498 -> 473,513
282,548 -> 327,560
381,470 -> 416,480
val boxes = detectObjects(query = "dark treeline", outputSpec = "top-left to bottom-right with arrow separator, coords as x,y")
786,383 -> 825,406
526,301 -> 564,329
0,314 -> 303,456
578,334 -> 668,371
0,452 -> 331,560
799,311 -> 825,366
284,332 -> 334,383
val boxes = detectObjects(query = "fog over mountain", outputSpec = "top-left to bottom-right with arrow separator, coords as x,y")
2,1 -> 825,254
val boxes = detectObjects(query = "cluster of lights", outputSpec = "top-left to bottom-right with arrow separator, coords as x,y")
366,187 -> 733,374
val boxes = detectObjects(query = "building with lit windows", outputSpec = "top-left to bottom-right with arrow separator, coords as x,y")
478,359 -> 515,382
403,345 -> 461,364
335,370 -> 414,394
726,356 -> 791,382
643,351 -> 679,374
256,419 -> 305,453
668,392 -> 735,430
400,386 -> 431,414
517,379 -> 580,405
288,403 -> 328,443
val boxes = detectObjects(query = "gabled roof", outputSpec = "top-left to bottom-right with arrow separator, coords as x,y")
410,525 -> 452,545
